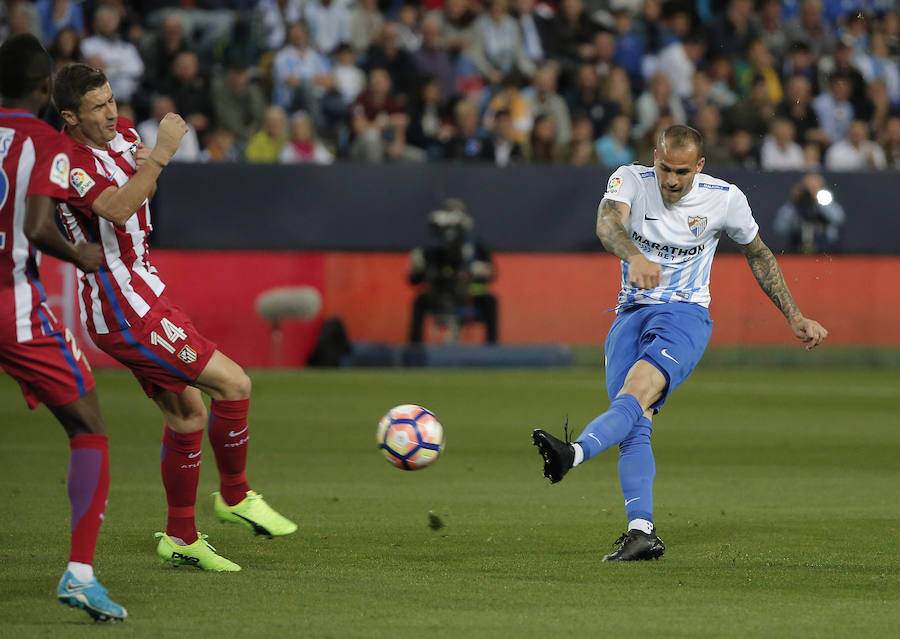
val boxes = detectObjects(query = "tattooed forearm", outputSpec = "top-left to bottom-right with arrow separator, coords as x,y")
739,236 -> 802,323
596,199 -> 640,261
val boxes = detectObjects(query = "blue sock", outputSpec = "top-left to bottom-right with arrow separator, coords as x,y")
575,394 -> 644,461
618,416 -> 655,523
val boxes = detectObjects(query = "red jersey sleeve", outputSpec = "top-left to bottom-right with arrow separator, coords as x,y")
117,116 -> 140,144
67,147 -> 110,214
26,127 -> 71,201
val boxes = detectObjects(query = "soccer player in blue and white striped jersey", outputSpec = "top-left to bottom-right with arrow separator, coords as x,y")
533,125 -> 828,561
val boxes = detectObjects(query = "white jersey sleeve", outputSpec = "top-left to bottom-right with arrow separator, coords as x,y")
602,166 -> 641,207
724,185 -> 759,245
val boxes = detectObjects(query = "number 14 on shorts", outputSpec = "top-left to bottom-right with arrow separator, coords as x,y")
150,317 -> 198,363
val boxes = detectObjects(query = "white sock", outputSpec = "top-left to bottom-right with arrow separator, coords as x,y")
628,518 -> 654,535
571,442 -> 584,467
66,561 -> 94,582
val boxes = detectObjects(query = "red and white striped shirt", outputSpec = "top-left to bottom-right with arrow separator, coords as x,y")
0,107 -> 72,343
58,117 -> 165,335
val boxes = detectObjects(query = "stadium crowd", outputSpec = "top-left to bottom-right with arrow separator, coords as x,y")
2,0 -> 900,170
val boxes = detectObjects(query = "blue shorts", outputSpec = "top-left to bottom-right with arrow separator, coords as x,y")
604,303 -> 713,411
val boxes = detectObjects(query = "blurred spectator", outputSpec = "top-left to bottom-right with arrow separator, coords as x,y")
246,105 -> 289,162
202,127 -> 241,163
521,114 -> 566,163
158,50 -> 214,138
760,118 -> 805,170
725,73 -> 776,139
365,22 -> 418,100
708,0 -> 761,59
350,67 -> 424,162
880,113 -> 900,169
470,0 -> 536,85
303,0 -> 352,55
566,112 -> 599,166
272,21 -> 336,130
656,30 -> 706,100
736,38 -> 782,104
407,76 -> 453,159
484,71 -> 534,142
565,62 -> 618,139
684,69 -> 715,120
728,128 -> 760,168
854,31 -> 900,108
595,112 -> 633,167
211,59 -> 268,146
81,4 -> 144,103
349,0 -> 384,55
333,43 -> 366,107
47,26 -> 83,73
137,94 -> 202,163
824,119 -> 887,170
543,0 -> 596,76
633,72 -> 686,139
444,98 -> 494,162
634,0 -> 665,56
588,29 -> 617,86
782,41 -> 820,96
774,173 -> 845,253
513,0 -> 546,68
802,142 -> 823,169
756,0 -> 787,61
783,0 -> 837,57
491,109 -> 523,166
610,7 -> 642,90
526,61 -> 572,145
635,113 -> 675,166
1,0 -> 41,40
279,111 -> 335,164
428,0 -> 477,62
693,104 -> 731,167
707,55 -> 739,109
818,35 -> 868,114
395,2 -> 423,53
411,14 -> 458,104
141,13 -> 190,93
36,0 -> 84,42
252,0 -> 304,52
812,71 -> 855,143
604,65 -> 634,120
776,74 -> 827,146
858,77 -> 891,135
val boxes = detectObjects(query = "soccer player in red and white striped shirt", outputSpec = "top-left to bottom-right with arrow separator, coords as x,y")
0,35 -> 125,622
54,63 -> 296,572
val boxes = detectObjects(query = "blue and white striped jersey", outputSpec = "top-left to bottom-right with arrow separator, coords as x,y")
602,164 -> 759,310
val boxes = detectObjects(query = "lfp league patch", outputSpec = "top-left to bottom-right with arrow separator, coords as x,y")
607,176 -> 623,194
70,168 -> 95,198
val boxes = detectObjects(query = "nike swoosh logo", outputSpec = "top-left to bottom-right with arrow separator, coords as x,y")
187,451 -> 201,458
644,216 -> 660,221
228,426 -> 248,438
64,582 -> 91,593
624,497 -> 641,506
660,349 -> 679,364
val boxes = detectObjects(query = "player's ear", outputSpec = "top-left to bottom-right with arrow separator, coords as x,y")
59,108 -> 78,127
696,156 -> 706,173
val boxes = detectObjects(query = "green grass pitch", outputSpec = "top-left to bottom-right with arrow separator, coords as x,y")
1,367 -> 898,638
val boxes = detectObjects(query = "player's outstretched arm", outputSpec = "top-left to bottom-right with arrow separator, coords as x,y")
91,113 -> 187,225
24,194 -> 102,272
596,197 -> 661,289
737,234 -> 828,350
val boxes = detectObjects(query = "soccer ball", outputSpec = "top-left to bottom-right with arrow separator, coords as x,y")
376,404 -> 445,470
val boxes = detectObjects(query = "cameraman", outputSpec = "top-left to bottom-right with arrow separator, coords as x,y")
774,173 -> 845,254
408,199 -> 498,344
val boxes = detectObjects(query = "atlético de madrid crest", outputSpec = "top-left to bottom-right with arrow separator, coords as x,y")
687,216 -> 707,237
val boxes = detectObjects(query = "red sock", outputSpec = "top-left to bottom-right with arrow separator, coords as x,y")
68,434 -> 110,565
160,426 -> 201,544
207,399 -> 251,506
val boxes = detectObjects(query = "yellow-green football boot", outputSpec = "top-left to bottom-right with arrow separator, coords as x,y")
154,532 -> 241,571
213,490 -> 297,537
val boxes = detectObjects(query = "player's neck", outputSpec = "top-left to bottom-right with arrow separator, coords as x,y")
67,126 -> 108,151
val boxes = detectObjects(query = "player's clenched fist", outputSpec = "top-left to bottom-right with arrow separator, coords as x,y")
790,317 -> 828,351
73,241 -> 103,273
626,253 -> 662,289
149,113 -> 188,166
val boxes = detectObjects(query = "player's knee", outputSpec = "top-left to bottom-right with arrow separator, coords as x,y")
223,369 -> 251,400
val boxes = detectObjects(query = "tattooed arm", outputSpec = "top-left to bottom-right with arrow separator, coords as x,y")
596,197 -> 661,289
737,234 -> 828,350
